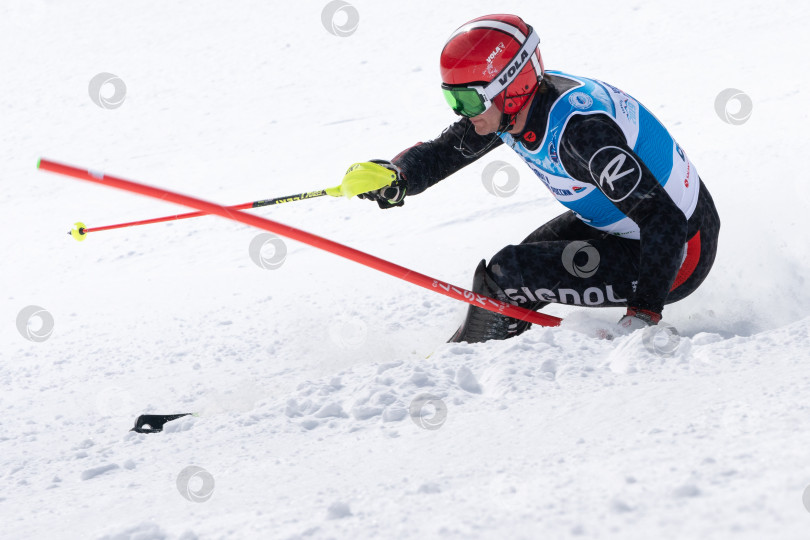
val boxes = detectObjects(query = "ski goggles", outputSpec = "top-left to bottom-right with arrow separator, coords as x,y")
441,27 -> 540,117
441,84 -> 492,117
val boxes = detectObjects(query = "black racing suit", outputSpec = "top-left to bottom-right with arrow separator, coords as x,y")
390,75 -> 720,320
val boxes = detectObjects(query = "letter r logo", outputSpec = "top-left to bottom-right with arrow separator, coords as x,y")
599,154 -> 635,190
588,146 -> 643,202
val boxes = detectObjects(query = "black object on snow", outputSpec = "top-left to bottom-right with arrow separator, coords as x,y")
130,413 -> 193,434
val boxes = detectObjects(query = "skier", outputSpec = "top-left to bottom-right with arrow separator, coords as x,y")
356,13 -> 720,343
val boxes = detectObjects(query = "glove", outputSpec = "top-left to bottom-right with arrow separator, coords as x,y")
616,307 -> 662,334
356,159 -> 407,209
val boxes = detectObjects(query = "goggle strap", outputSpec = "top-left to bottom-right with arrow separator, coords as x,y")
482,28 -> 541,100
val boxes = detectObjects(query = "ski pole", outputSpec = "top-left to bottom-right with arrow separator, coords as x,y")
38,158 -> 562,328
67,189 -> 333,241
64,162 -> 396,241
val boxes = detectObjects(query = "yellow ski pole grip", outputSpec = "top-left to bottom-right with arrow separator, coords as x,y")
337,161 -> 399,198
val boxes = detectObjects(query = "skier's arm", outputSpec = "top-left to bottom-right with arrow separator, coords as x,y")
391,117 -> 503,195
558,113 -> 688,315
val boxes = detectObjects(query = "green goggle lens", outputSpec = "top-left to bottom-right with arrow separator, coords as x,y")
442,86 -> 487,117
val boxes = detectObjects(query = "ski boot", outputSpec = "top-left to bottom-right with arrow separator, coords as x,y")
448,260 -> 545,343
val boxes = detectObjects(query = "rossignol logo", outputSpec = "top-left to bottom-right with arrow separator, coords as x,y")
486,42 -> 506,64
498,50 -> 530,86
504,285 -> 627,306
601,154 -> 635,189
588,146 -> 643,202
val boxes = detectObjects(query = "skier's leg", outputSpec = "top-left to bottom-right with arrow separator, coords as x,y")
451,191 -> 720,343
487,232 -> 640,311
448,259 -> 520,343
450,212 -> 636,343
664,183 -> 721,304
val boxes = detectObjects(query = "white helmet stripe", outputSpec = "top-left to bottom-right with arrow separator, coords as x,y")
482,29 -> 541,99
448,19 -> 527,42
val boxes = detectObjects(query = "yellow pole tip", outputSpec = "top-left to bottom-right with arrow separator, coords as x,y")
70,222 -> 87,242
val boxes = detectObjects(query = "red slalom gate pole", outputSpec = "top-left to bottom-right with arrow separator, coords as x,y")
38,158 -> 562,328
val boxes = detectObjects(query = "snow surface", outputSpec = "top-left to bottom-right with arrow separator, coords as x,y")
2,0 -> 810,539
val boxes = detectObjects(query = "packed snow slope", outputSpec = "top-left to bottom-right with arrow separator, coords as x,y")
2,1 -> 810,539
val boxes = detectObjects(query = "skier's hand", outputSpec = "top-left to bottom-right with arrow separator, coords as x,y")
357,159 -> 407,209
616,307 -> 661,334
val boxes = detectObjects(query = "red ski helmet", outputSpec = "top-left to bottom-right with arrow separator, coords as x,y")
440,14 -> 544,117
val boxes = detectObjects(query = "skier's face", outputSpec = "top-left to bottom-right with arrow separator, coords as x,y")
469,104 -> 502,135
